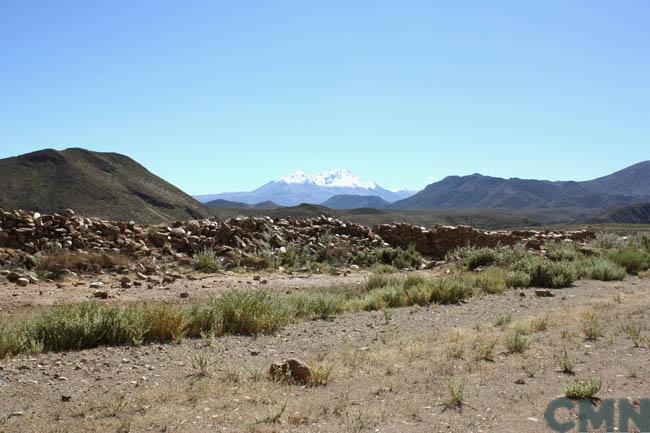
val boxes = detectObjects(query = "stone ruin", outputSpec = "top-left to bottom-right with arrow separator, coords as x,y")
0,208 -> 595,269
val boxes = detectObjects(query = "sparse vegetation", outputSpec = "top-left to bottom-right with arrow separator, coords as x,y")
493,313 -> 512,328
443,377 -> 467,409
622,321 -> 644,348
195,248 -> 223,272
607,246 -> 650,274
191,350 -> 214,377
512,256 -> 577,288
504,333 -> 529,354
556,349 -> 576,374
465,248 -> 497,270
565,377 -> 601,400
473,337 -> 497,361
580,311 -> 603,341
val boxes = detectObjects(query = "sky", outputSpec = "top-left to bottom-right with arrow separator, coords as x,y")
1,1 -> 649,194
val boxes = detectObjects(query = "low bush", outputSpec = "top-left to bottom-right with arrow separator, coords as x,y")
217,290 -> 291,335
546,241 -> 582,262
512,256 -> 576,288
373,245 -> 422,269
578,258 -> 626,281
465,248 -> 497,270
607,247 -> 650,274
504,333 -> 529,354
195,248 -> 223,273
565,377 -> 601,400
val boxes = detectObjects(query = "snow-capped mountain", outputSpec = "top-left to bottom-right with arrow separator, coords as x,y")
195,169 -> 415,207
281,169 -> 378,189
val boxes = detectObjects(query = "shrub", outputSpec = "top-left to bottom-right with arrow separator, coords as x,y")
556,349 -> 576,374
498,244 -> 532,266
443,377 -> 466,409
622,322 -> 644,348
565,377 -> 601,400
514,316 -> 548,335
465,267 -> 507,294
607,247 -> 650,274
217,290 -> 291,335
512,256 -> 576,288
290,293 -> 340,319
280,244 -> 316,270
579,258 -> 626,281
428,277 -> 475,304
195,248 -> 222,273
374,245 -> 422,269
580,311 -> 603,341
590,232 -> 625,250
504,270 -> 531,288
494,313 -> 513,327
465,248 -> 497,270
473,337 -> 497,361
546,241 -> 582,262
504,333 -> 529,354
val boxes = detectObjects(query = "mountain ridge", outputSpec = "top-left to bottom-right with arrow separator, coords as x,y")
0,148 -> 208,223
390,162 -> 650,210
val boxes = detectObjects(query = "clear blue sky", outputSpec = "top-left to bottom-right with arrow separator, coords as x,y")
1,1 -> 648,194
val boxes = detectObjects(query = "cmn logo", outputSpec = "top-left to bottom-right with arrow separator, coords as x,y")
545,398 -> 650,432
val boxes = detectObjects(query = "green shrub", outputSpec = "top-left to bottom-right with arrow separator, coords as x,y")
465,248 -> 497,270
279,243 -> 316,270
565,377 -> 601,400
579,258 -> 626,281
195,248 -> 223,272
580,311 -> 603,341
374,245 -> 422,269
556,349 -> 576,374
607,247 -> 650,274
290,293 -> 340,319
512,256 -> 576,288
428,277 -> 475,304
504,270 -> 532,288
217,290 -> 291,335
546,241 -> 582,262
494,313 -> 512,327
504,333 -> 529,354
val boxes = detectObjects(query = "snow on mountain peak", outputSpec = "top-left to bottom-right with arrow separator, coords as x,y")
281,169 -> 378,189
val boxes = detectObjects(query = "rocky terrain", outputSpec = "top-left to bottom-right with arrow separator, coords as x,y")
0,208 -> 595,272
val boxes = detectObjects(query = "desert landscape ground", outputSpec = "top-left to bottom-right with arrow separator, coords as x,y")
1,209 -> 649,433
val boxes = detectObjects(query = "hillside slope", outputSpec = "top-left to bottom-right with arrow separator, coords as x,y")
390,162 -> 650,211
589,202 -> 650,224
0,148 -> 208,223
321,194 -> 390,209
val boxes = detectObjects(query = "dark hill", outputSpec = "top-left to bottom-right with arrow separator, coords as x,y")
206,199 -> 281,209
581,161 -> 650,197
0,148 -> 208,223
589,202 -> 650,224
390,162 -> 650,211
321,194 -> 390,209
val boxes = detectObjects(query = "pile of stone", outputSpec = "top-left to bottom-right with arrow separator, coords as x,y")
374,223 -> 595,258
0,208 -> 595,268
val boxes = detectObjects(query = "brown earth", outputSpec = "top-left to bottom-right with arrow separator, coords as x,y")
0,271 -> 648,433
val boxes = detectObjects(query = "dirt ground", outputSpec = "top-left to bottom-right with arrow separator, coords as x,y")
0,272 -> 649,433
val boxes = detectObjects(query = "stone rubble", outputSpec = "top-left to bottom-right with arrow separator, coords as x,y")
0,208 -> 595,271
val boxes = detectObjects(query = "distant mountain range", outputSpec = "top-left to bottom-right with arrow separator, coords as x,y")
0,148 -> 207,223
2,148 -> 650,225
389,161 -> 650,211
195,169 -> 415,206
